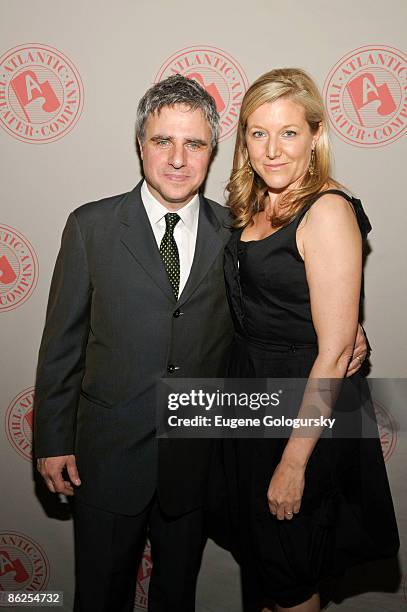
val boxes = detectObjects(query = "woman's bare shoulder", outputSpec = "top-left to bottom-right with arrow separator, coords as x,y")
306,190 -> 356,226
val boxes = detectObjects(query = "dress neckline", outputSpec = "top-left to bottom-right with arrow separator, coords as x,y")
238,189 -> 354,245
239,211 -> 298,245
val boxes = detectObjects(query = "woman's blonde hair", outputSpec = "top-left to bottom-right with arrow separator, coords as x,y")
227,67 -> 341,228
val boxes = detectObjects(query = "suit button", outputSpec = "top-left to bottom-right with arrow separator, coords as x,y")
167,364 -> 178,373
173,309 -> 182,318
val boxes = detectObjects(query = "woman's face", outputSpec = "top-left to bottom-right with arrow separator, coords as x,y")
245,98 -> 321,194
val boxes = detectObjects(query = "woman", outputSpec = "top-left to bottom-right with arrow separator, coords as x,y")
223,68 -> 399,611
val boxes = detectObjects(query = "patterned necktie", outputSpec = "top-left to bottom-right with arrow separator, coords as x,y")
160,213 -> 181,298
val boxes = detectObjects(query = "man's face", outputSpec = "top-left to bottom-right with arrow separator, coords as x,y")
138,104 -> 213,211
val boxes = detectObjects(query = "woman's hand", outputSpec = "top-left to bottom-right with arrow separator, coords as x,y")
267,460 -> 305,520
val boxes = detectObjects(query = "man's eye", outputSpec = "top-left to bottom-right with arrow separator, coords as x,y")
186,142 -> 201,150
156,139 -> 170,147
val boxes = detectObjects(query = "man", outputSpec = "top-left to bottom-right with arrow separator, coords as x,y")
34,75 -> 367,612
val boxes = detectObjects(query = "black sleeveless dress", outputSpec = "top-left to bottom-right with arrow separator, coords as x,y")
222,190 -> 399,608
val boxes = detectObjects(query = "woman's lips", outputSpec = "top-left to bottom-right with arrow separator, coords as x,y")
265,163 -> 288,170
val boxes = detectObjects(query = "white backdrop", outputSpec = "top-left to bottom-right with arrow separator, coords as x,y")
1,1 -> 406,610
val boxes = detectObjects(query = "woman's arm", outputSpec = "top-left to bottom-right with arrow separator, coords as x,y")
267,194 -> 362,519
302,193 -> 362,374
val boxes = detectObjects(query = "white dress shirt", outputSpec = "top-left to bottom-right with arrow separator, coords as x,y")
141,180 -> 199,295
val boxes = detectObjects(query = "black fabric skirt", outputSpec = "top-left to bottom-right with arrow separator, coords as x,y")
207,336 -> 399,608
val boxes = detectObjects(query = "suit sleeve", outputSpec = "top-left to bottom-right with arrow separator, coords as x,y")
34,212 -> 91,458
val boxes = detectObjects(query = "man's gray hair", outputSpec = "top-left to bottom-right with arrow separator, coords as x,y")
136,74 -> 220,148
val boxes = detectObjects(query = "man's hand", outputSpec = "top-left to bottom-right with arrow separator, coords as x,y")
347,323 -> 370,377
37,455 -> 81,496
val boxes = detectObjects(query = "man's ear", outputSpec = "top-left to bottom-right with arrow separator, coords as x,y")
137,137 -> 143,160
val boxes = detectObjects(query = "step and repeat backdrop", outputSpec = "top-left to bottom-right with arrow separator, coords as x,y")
1,1 -> 406,610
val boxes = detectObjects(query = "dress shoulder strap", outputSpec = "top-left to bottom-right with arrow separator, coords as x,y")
308,188 -> 353,205
296,189 -> 372,238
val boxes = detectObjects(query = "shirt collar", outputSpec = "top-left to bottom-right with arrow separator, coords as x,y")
141,180 -> 199,230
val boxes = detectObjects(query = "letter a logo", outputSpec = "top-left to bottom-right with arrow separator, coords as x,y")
187,73 -> 226,113
347,72 -> 396,123
0,255 -> 17,285
0,550 -> 29,583
10,69 -> 60,121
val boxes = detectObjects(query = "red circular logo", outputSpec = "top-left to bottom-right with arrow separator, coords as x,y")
0,43 -> 84,144
155,46 -> 248,142
0,225 -> 39,312
5,387 -> 34,462
0,532 -> 49,599
134,540 -> 152,610
324,45 -> 407,147
374,399 -> 397,462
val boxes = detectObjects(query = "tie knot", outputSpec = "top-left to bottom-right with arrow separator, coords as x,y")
164,213 -> 180,232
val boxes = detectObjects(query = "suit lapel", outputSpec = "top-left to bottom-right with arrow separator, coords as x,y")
177,193 -> 225,307
119,182 -> 176,303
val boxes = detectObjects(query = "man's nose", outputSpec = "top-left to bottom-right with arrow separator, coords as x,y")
168,143 -> 186,168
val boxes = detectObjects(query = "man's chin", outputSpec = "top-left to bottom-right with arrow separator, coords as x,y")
145,180 -> 200,208
160,190 -> 198,205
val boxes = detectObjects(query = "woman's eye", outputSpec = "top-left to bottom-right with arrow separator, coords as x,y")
252,131 -> 265,138
283,130 -> 297,137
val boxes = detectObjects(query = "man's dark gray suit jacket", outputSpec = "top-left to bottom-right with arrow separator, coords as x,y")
34,181 -> 234,516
